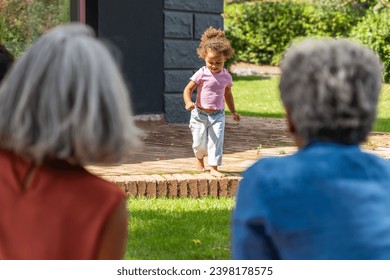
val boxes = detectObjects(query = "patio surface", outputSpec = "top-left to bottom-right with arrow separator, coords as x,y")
86,116 -> 390,198
87,64 -> 390,197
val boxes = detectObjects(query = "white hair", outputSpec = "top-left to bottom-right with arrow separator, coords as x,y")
279,38 -> 383,144
0,24 -> 141,164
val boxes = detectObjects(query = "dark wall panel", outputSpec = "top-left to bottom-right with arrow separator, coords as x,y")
97,0 -> 164,115
86,0 -> 98,33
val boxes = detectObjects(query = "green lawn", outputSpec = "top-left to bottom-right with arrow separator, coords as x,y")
125,197 -> 234,260
377,84 -> 390,132
231,75 -> 285,118
229,75 -> 390,132
125,77 -> 390,261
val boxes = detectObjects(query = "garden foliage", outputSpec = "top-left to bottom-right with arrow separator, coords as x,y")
0,0 -> 70,57
350,8 -> 390,82
0,1 -> 389,81
224,0 -> 390,82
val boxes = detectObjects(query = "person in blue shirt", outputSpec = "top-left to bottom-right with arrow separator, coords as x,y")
232,38 -> 390,260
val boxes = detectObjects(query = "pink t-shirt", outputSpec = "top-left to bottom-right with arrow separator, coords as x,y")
191,66 -> 233,110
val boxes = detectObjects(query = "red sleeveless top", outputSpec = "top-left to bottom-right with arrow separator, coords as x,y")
0,149 -> 125,259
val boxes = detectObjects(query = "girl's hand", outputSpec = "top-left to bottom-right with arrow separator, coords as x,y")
185,102 -> 196,111
232,112 -> 240,122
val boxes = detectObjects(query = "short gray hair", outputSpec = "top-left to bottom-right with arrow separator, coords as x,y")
279,38 -> 382,144
0,24 -> 141,164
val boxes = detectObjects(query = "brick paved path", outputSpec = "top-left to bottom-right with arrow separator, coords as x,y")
86,116 -> 390,198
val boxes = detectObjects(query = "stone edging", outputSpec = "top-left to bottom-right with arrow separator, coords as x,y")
103,173 -> 242,198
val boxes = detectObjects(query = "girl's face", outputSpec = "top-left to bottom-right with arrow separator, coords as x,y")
204,51 -> 226,74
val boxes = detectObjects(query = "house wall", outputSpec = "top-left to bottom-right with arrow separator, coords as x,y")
163,0 -> 224,123
71,0 -> 224,122
98,0 -> 164,116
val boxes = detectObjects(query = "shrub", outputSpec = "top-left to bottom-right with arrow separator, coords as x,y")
0,0 -> 70,57
224,1 -> 370,66
301,2 -> 363,37
350,8 -> 390,83
225,2 -> 306,65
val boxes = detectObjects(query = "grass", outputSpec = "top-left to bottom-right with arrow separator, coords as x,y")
125,197 -> 235,260
228,75 -> 390,132
124,77 -> 390,261
230,75 -> 285,118
376,84 -> 390,132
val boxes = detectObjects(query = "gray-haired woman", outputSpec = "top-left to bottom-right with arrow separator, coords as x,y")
232,38 -> 390,259
0,24 -> 141,259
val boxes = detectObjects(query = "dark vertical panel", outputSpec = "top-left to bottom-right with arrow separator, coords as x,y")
98,0 -> 164,115
85,0 -> 98,35
70,0 -> 79,21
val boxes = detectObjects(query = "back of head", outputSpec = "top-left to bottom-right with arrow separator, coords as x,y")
279,38 -> 382,145
0,43 -> 14,83
0,23 -> 141,164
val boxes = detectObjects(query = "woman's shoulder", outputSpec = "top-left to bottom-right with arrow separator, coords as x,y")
41,161 -> 124,198
242,156 -> 293,183
246,155 -> 294,172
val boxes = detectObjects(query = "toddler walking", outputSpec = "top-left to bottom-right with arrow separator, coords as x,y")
183,27 -> 240,177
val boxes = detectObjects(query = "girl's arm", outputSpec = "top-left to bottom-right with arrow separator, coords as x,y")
224,86 -> 240,121
183,80 -> 197,110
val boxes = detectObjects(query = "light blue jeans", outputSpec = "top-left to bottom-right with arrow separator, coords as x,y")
189,108 -> 225,166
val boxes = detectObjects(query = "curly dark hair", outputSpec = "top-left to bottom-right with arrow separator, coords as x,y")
197,27 -> 234,59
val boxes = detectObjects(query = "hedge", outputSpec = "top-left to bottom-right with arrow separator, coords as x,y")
224,1 -> 390,82
0,0 -> 70,58
350,8 -> 390,82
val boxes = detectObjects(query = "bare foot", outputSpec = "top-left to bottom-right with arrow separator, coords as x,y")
196,158 -> 206,172
210,167 -> 225,178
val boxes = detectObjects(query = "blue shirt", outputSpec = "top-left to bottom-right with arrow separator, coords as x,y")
232,141 -> 390,259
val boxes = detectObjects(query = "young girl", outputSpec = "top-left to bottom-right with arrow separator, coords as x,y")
183,27 -> 240,177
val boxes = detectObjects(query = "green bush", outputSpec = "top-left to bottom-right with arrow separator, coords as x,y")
0,0 -> 70,57
350,9 -> 390,83
225,2 -> 306,65
301,3 -> 363,37
224,1 -> 369,66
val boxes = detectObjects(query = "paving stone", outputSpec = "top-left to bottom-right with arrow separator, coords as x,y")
146,180 -> 157,198
185,174 -> 198,198
127,180 -> 138,198
173,174 -> 188,197
228,177 -> 241,197
195,174 -> 209,197
134,176 -> 147,197
206,177 -> 219,197
162,174 -> 179,198
86,115 -> 390,198
152,174 -> 168,197
219,178 -> 228,197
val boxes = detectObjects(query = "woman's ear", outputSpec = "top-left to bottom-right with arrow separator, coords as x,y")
285,108 -> 296,134
285,108 -> 305,148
